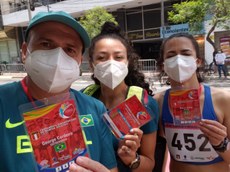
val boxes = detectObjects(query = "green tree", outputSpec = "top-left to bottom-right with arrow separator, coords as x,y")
168,0 -> 230,51
79,6 -> 117,39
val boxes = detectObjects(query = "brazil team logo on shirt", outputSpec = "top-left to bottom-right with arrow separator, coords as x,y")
80,114 -> 94,127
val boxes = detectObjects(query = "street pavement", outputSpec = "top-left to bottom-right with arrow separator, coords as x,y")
0,72 -> 230,93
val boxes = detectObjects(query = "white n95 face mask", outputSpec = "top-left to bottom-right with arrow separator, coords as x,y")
94,60 -> 128,89
164,55 -> 197,83
25,47 -> 80,93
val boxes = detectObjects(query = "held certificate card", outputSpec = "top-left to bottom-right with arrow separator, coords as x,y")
19,92 -> 89,172
169,88 -> 201,126
103,95 -> 152,139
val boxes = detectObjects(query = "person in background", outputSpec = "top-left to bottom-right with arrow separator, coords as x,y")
82,22 -> 159,172
214,49 -> 227,79
154,33 -> 230,172
0,11 -> 117,172
212,50 -> 217,66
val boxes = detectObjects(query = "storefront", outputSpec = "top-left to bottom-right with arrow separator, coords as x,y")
215,30 -> 230,58
0,27 -> 20,64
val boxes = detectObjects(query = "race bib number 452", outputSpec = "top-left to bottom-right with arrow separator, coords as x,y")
165,124 -> 218,163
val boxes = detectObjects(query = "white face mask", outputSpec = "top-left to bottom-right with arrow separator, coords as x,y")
94,60 -> 128,90
164,55 -> 197,83
25,47 -> 80,93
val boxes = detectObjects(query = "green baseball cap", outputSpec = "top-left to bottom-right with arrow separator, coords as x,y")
25,11 -> 90,52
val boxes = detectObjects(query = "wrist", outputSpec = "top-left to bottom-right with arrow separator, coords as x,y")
212,137 -> 229,153
129,153 -> 141,170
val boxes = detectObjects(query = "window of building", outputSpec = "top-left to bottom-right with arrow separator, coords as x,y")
0,41 -> 9,63
0,39 -> 18,63
144,10 -> 161,29
127,12 -> 142,31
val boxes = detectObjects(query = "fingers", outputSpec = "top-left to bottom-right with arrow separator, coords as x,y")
199,119 -> 227,145
68,157 -> 109,172
199,119 -> 227,137
123,138 -> 139,151
117,128 -> 143,165
117,145 -> 137,166
68,162 -> 92,172
129,128 -> 143,141
119,145 -> 132,155
122,128 -> 143,151
200,119 -> 226,130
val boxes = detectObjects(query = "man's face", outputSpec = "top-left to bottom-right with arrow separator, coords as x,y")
22,21 -> 83,64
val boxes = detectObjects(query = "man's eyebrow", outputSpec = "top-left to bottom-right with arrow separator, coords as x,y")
66,43 -> 83,51
66,43 -> 77,48
36,37 -> 52,42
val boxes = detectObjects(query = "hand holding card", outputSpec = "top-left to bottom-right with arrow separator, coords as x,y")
103,95 -> 152,139
20,92 -> 90,172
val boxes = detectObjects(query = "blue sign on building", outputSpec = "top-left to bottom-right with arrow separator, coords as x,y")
161,23 -> 189,38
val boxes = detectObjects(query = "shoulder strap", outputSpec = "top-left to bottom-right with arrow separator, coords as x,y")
127,86 -> 148,104
83,84 -> 148,104
83,84 -> 100,96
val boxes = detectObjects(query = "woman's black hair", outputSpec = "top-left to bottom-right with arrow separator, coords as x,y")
159,32 -> 204,82
88,21 -> 153,95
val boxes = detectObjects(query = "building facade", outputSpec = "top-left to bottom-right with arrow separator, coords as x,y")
0,0 -> 229,67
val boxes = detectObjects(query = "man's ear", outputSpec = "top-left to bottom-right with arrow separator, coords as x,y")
80,56 -> 83,65
21,42 -> 28,64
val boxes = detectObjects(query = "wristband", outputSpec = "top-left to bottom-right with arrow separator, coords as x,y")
129,153 -> 141,169
212,137 -> 229,153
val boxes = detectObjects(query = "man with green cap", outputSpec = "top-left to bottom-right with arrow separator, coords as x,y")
0,11 -> 117,172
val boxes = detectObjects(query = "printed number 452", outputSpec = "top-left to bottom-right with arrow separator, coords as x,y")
172,133 -> 211,152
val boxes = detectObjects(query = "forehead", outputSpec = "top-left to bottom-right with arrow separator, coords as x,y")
96,38 -> 125,48
28,21 -> 83,46
164,37 -> 195,52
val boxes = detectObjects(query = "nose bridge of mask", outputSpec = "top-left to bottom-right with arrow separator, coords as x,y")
110,60 -> 124,72
58,48 -> 79,67
164,56 -> 177,69
173,54 -> 195,67
177,55 -> 187,66
176,54 -> 188,63
45,47 -> 79,72
95,60 -> 123,73
52,47 -> 79,80
39,48 -> 65,92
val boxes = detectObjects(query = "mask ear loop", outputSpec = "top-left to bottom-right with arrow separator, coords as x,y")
92,63 -> 96,68
26,49 -> 31,55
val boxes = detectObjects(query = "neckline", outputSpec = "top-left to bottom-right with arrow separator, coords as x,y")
21,76 -> 36,106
